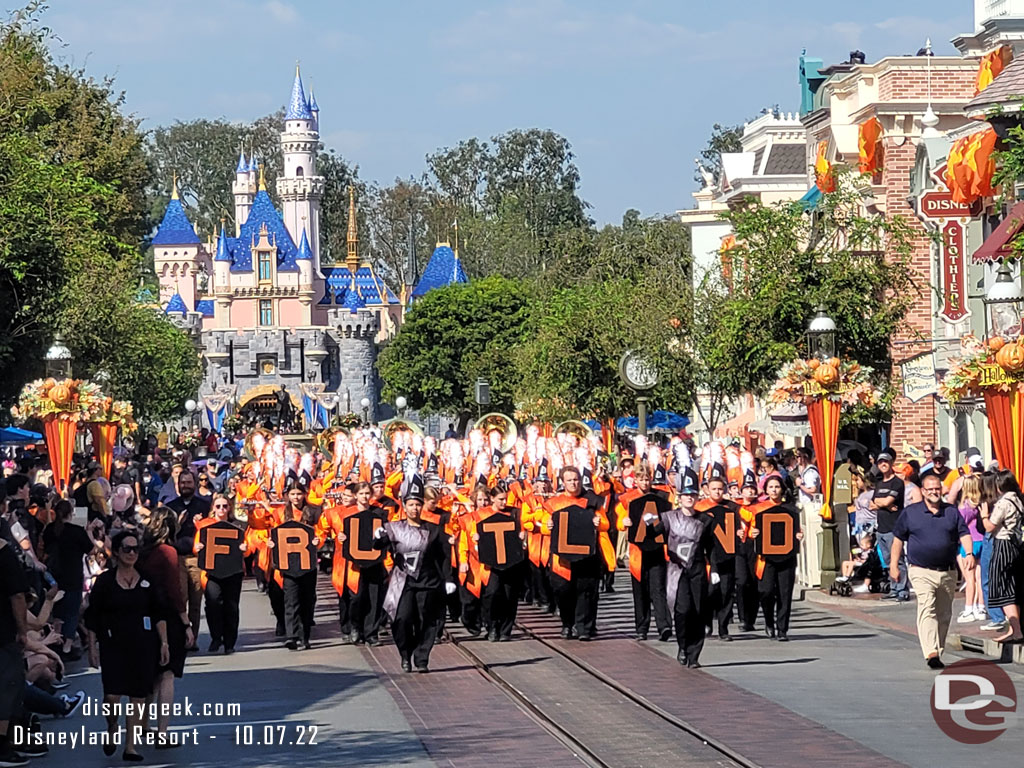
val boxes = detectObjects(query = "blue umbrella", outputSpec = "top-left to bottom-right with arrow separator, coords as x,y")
0,426 -> 42,444
649,410 -> 690,431
583,419 -> 601,431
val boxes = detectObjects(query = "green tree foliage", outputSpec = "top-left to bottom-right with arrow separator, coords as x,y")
689,174 -> 919,431
376,277 -> 531,430
693,110 -> 776,186
0,4 -> 199,417
426,129 -> 590,278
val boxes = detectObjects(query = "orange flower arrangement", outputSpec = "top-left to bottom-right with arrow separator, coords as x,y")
939,333 -> 1024,405
769,357 -> 881,408
11,378 -> 106,423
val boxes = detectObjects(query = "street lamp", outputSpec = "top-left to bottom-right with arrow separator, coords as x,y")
806,305 -> 837,361
985,261 -> 1024,337
395,395 -> 407,417
185,399 -> 198,429
360,396 -> 371,425
44,334 -> 73,379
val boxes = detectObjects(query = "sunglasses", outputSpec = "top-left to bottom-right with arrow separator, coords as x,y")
214,503 -> 230,509
119,545 -> 139,553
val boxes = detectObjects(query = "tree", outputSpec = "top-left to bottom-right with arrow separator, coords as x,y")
316,149 -> 361,265
376,277 -> 531,431
686,175 -> 919,432
363,176 -> 435,286
693,110 -> 778,187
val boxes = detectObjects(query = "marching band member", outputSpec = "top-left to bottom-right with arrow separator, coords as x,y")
656,466 -> 715,668
735,470 -> 762,631
749,475 -> 803,641
316,484 -> 360,642
476,485 -> 526,642
617,465 -> 671,642
193,494 -> 246,654
375,476 -> 447,673
697,475 -> 739,641
269,484 -> 321,650
349,482 -> 389,646
455,484 -> 491,636
521,467 -> 555,614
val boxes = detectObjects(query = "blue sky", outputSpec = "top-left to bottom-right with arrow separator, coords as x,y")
43,0 -> 972,224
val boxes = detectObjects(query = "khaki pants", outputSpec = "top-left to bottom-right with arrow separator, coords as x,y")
907,565 -> 957,659
179,555 -> 204,641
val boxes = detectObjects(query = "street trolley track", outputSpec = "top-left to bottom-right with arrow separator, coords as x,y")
508,620 -> 759,768
444,628 -> 755,768
443,629 -> 612,768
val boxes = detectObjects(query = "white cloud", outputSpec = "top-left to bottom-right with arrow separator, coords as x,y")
263,0 -> 298,25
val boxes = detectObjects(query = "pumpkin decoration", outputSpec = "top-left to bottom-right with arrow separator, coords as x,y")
42,378 -> 56,392
827,357 -> 841,369
997,342 -> 1024,373
989,336 -> 1006,352
806,358 -> 820,370
814,363 -> 839,386
49,383 -> 71,405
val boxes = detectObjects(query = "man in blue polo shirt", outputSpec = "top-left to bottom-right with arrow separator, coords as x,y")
891,473 -> 975,670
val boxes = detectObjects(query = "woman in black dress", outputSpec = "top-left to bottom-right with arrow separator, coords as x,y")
84,530 -> 169,761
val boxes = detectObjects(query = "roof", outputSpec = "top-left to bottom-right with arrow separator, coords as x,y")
798,186 -> 822,211
164,293 -> 188,316
320,266 -> 400,307
225,189 -> 299,273
412,244 -> 468,297
195,299 -> 215,317
153,197 -> 200,246
965,55 -> 1024,113
309,87 -> 319,112
236,151 -> 248,174
296,227 -> 313,261
285,68 -> 313,121
215,224 -> 231,261
763,144 -> 806,175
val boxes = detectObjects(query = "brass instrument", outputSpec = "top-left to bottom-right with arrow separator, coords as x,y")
553,419 -> 595,442
474,412 -> 518,453
315,426 -> 349,460
242,427 -> 275,460
380,418 -> 424,451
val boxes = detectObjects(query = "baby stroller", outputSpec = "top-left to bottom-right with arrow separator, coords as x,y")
830,524 -> 887,597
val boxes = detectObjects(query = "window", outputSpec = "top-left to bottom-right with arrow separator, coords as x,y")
296,167 -> 304,177
259,300 -> 273,326
258,250 -> 272,283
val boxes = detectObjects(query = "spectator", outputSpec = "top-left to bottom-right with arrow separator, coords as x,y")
111,456 -> 142,507
891,473 -> 974,669
977,472 -> 1007,632
850,471 -> 875,534
0,533 -> 30,766
168,472 -> 210,647
871,451 -> 909,601
41,500 -> 100,660
83,530 -> 169,761
794,447 -> 821,505
443,423 -> 458,440
955,475 -> 986,624
138,507 -> 191,746
979,471 -> 1024,644
157,464 -> 185,505
920,443 -> 935,475
196,472 -> 214,499
920,447 -> 952,485
83,463 -> 110,528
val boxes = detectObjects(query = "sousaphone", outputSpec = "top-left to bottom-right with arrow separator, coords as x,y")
380,418 -> 424,451
475,412 -> 518,453
554,419 -> 594,442
316,425 -> 349,460
243,427 -> 275,460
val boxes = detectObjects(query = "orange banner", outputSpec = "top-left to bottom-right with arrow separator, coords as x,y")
806,397 -> 840,519
814,141 -> 835,193
858,117 -> 883,176
984,389 -> 1024,479
43,415 -> 77,496
89,422 -> 119,479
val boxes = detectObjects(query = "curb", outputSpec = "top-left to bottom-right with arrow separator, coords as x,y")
802,588 -> 1024,666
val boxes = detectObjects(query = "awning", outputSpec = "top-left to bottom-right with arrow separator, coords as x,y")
972,202 -> 1024,263
0,426 -> 42,444
748,403 -> 811,438
797,186 -> 822,211
714,406 -> 757,438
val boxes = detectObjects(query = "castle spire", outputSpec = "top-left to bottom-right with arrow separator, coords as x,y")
258,164 -> 266,192
171,171 -> 179,200
346,185 -> 359,273
236,147 -> 248,174
285,63 -> 313,121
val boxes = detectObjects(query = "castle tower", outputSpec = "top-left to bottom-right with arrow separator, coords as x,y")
153,175 -> 202,314
346,185 -> 359,274
276,65 -> 325,269
213,222 -> 231,327
232,149 -> 255,235
296,224 -> 314,321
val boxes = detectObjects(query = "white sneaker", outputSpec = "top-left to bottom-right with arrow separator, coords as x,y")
980,621 -> 1008,631
973,607 -> 989,621
956,609 -> 976,623
853,583 -> 869,593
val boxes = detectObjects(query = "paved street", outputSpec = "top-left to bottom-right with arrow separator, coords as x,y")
50,571 -> 1024,768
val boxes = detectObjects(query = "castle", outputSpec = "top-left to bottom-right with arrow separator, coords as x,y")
154,66 -> 466,427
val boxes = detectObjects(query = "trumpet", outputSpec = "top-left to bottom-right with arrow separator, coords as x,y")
474,412 -> 518,454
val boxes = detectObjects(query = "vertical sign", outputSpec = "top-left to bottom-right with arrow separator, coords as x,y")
941,220 -> 967,323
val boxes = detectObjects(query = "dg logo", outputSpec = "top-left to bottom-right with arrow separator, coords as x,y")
930,659 -> 1017,744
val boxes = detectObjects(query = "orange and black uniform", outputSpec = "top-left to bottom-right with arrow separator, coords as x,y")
279,504 -> 320,647
753,501 -> 801,638
616,488 -> 671,640
545,491 -> 611,639
696,497 -> 740,639
315,503 -> 359,639
352,504 -> 390,645
521,488 -> 555,612
473,505 -> 526,641
735,500 -> 762,630
194,516 -> 244,652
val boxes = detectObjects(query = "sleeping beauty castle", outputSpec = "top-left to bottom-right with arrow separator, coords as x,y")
153,67 -> 467,427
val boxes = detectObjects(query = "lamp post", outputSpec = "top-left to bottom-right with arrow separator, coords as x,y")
984,261 -> 1024,337
360,397 -> 371,425
806,306 -> 840,588
185,399 -> 198,430
806,305 -> 837,361
395,395 -> 407,418
44,334 -> 73,379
